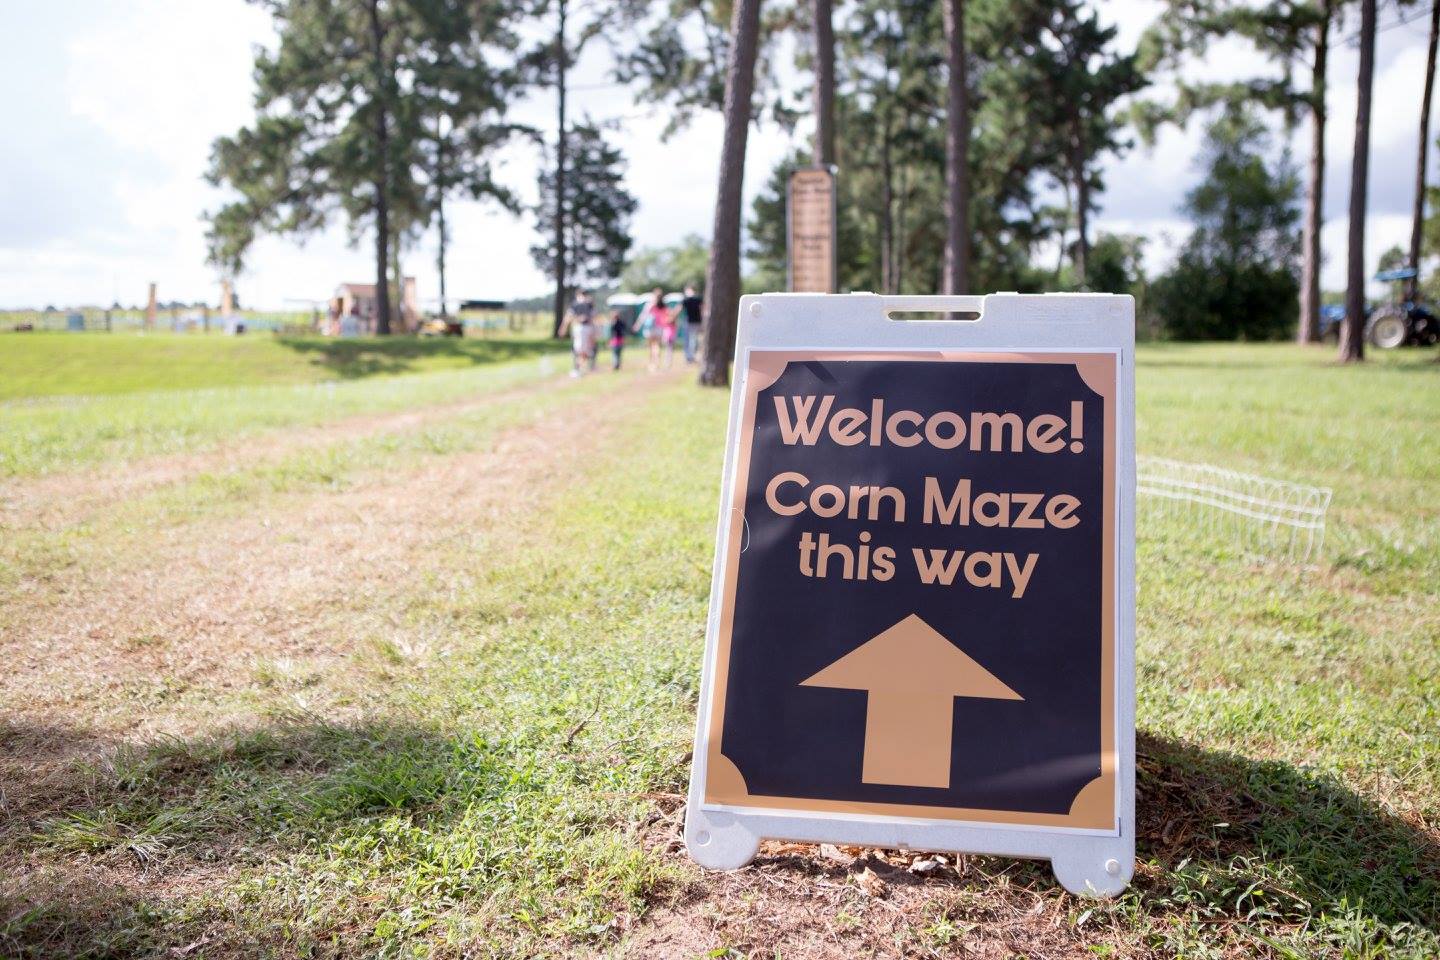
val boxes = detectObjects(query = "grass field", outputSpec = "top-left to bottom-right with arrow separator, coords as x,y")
1,340 -> 1437,958
0,331 -> 561,400
0,334 -> 568,477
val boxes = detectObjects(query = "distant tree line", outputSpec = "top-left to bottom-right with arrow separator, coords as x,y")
206,0 -> 1440,373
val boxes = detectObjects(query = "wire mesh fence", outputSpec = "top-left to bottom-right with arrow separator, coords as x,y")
1137,455 -> 1333,564
2,308 -> 551,338
0,308 -> 314,334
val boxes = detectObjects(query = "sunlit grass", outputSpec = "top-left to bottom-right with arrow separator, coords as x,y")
0,346 -> 569,477
1,342 -> 1437,957
0,330 -> 563,399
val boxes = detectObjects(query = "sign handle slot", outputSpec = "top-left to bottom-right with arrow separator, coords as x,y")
877,294 -> 986,325
885,309 -> 982,323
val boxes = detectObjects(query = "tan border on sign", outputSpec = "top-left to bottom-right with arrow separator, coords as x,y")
703,349 -> 1118,831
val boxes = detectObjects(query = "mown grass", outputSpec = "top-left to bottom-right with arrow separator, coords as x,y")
0,345 -> 570,478
2,342 -> 1437,958
0,366 -> 644,692
0,331 -> 562,400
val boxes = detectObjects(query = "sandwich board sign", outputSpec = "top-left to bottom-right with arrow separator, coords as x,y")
684,293 -> 1136,896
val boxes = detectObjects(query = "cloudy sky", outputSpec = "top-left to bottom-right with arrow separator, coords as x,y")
1,0 -> 1434,309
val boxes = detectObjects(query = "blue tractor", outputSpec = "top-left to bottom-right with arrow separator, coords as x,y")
1365,267 -> 1440,349
1317,303 -> 1346,341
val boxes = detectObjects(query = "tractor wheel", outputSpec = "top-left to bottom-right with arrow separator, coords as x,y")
1366,308 -> 1409,349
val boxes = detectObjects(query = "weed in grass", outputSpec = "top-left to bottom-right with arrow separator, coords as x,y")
250,657 -> 318,690
0,872 -> 179,960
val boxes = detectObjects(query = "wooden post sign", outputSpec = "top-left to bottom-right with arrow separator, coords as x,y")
787,168 -> 837,294
685,293 -> 1136,896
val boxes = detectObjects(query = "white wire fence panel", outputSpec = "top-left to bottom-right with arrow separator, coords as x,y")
1136,456 -> 1333,564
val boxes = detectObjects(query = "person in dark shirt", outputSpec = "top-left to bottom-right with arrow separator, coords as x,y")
681,285 -> 703,364
608,311 -> 627,371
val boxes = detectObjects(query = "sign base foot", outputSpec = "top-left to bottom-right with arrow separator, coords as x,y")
1050,848 -> 1133,898
685,807 -> 760,870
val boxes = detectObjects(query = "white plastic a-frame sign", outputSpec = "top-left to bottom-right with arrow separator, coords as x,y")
685,293 -> 1136,896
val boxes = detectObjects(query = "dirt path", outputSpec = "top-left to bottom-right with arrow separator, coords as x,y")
0,369 -> 673,810
0,368 -> 565,532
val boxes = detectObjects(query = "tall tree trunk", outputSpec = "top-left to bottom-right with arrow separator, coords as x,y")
1341,0 -> 1377,362
879,28 -> 897,295
699,0 -> 763,388
880,109 -> 894,294
392,238 -> 404,333
896,124 -> 910,293
437,118 -> 448,319
1408,0 -> 1440,302
1073,158 -> 1090,289
1298,1 -> 1330,344
942,0 -> 970,295
551,0 -> 569,338
1056,180 -> 1072,281
368,0 -> 392,336
1071,117 -> 1090,289
812,0 -> 835,167
437,195 -> 448,319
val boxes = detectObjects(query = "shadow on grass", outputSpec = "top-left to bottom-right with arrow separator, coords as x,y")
274,336 -> 562,378
737,730 -> 1438,947
0,872 -> 172,960
1,719 -> 481,959
1133,732 -> 1440,931
0,720 -> 109,763
6,722 -> 1437,956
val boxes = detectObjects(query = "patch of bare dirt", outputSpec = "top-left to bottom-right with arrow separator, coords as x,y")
616,843 -> 1109,959
599,794 -> 1128,960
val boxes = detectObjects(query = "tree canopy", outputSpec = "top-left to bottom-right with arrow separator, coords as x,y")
1149,107 -> 1301,339
530,122 -> 638,289
206,0 -> 524,332
623,235 -> 711,293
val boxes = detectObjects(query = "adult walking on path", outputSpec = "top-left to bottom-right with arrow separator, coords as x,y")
559,290 -> 598,376
681,285 -> 704,365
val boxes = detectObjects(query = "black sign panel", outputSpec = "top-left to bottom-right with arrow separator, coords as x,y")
702,351 -> 1117,828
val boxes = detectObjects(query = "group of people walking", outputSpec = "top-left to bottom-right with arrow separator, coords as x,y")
560,286 -> 704,377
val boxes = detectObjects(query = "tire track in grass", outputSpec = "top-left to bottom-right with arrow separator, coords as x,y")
0,362 -> 570,532
0,369 -> 677,807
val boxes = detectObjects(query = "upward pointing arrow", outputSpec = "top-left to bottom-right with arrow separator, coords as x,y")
801,613 -> 1022,789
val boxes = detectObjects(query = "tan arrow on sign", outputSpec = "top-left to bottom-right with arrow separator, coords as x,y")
801,613 -> 1023,788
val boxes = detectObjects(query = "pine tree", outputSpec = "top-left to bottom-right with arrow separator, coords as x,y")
530,123 -> 638,290
1150,107 -> 1301,340
986,0 -> 1143,287
1341,0 -> 1376,362
1136,0 -> 1336,342
700,0 -> 765,387
206,0 -> 521,334
408,0 -> 523,318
